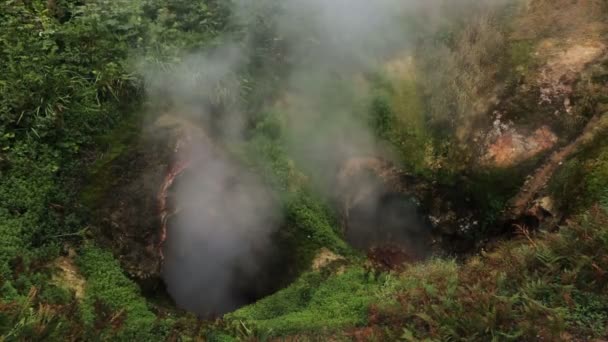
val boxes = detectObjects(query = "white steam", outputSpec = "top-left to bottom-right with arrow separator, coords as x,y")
161,137 -> 279,316
143,0 -> 515,317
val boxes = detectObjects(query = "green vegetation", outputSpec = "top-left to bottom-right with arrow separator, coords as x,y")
415,4 -> 508,138
2,0 -> 608,340
369,71 -> 434,175
228,267 -> 385,336
507,40 -> 536,79
0,1 -> 230,340
225,204 -> 608,340
80,110 -> 142,207
236,112 -> 352,273
77,245 -> 159,340
391,206 -> 608,340
550,134 -> 608,213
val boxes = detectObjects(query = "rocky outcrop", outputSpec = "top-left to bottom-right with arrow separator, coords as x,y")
88,115 -> 209,280
336,157 -> 482,255
481,118 -> 557,167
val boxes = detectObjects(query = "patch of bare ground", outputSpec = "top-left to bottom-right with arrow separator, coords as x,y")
311,248 -> 345,271
496,1 -> 608,222
51,249 -> 86,300
507,113 -> 608,220
366,245 -> 415,273
512,0 -> 607,42
482,119 -> 558,167
343,326 -> 386,342
520,0 -> 607,110
479,0 -> 608,168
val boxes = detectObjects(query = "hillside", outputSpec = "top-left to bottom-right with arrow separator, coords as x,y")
1,0 -> 608,341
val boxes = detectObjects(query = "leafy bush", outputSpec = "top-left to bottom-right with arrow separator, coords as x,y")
383,205 -> 608,341
0,0 -> 230,339
416,5 -> 508,139
370,93 -> 395,140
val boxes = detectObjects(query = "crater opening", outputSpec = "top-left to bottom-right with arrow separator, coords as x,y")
158,136 -> 290,318
346,191 -> 433,260
337,157 -> 434,264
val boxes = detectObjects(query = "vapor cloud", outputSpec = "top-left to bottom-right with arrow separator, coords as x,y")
144,0 -> 515,316
161,138 -> 279,316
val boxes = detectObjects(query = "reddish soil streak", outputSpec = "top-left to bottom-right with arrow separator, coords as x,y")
484,126 -> 558,167
367,245 -> 414,272
157,158 -> 190,259
157,135 -> 193,260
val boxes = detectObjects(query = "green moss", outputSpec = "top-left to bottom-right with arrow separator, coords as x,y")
80,111 -> 142,207
76,245 -> 160,341
508,40 -> 536,77
228,267 -> 385,336
369,71 -> 433,175
550,134 -> 608,212
282,193 -> 352,272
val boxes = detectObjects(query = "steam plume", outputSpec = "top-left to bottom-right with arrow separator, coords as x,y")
143,0 -> 514,316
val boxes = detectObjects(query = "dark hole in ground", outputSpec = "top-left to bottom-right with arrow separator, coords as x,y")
347,191 -> 433,260
159,156 -> 293,318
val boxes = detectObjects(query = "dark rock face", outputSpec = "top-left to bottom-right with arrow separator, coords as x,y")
89,115 -> 192,280
336,157 -> 483,256
345,182 -> 432,260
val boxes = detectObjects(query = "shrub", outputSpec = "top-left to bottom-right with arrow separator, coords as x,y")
416,8 -> 508,139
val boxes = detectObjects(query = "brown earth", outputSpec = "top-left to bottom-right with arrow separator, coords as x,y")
495,0 -> 608,223
507,113 -> 608,221
482,124 -> 558,167
51,249 -> 86,300
311,248 -> 345,271
89,115 -> 211,280
479,0 -> 607,168
366,245 -> 415,272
